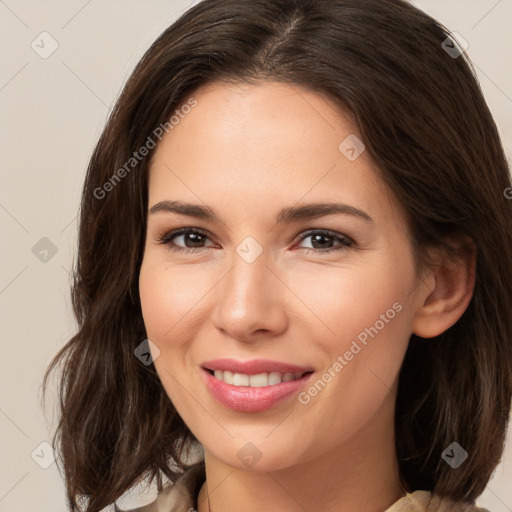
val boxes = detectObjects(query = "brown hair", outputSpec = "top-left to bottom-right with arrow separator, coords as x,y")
43,0 -> 512,510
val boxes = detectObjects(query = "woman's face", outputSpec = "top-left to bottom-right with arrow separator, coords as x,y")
139,81 -> 427,471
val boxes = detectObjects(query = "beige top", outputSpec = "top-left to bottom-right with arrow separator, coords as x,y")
113,462 -> 491,512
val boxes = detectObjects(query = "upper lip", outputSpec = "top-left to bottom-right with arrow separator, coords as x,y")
202,358 -> 314,375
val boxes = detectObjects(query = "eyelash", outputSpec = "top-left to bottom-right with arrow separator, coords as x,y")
156,227 -> 353,255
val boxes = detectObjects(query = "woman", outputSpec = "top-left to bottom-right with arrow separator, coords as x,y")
43,0 -> 512,511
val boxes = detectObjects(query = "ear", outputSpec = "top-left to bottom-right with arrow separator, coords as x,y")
412,237 -> 476,338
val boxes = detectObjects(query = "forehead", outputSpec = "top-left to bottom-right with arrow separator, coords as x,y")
147,81 -> 405,230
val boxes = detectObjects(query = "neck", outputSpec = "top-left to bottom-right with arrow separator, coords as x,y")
197,387 -> 406,512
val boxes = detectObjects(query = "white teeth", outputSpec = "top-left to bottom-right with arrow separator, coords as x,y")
233,373 -> 250,386
211,370 -> 305,387
223,370 -> 234,385
268,372 -> 281,385
249,373 -> 268,387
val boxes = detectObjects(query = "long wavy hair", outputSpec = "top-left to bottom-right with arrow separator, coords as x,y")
42,0 -> 512,510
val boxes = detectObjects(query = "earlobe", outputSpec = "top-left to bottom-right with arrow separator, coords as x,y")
412,239 -> 476,339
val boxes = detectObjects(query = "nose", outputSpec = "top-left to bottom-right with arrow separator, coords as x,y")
211,249 -> 288,343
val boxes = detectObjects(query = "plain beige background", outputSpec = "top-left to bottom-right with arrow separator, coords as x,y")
0,1 -> 511,511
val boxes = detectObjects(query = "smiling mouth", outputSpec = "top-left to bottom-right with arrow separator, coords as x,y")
206,369 -> 314,387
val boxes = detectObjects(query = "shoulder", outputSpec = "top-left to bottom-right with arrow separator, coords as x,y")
112,462 -> 206,512
386,490 -> 492,512
110,474 -> 492,512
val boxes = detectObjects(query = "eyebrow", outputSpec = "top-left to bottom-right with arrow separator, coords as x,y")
149,200 -> 373,224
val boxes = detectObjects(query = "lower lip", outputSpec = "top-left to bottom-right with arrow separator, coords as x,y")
202,368 -> 313,412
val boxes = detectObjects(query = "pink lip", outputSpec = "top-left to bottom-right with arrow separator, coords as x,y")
201,358 -> 313,375
200,359 -> 314,412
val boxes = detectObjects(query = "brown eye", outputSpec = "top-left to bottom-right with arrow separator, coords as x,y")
295,230 -> 352,254
158,228 -> 216,253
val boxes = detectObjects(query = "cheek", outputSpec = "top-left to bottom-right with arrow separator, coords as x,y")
139,258 -> 212,344
138,260 -> 202,412
290,253 -> 414,346
139,241 -> 416,355
290,251 -> 414,411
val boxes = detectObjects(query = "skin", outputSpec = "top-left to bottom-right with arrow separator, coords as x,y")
138,81 -> 475,512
